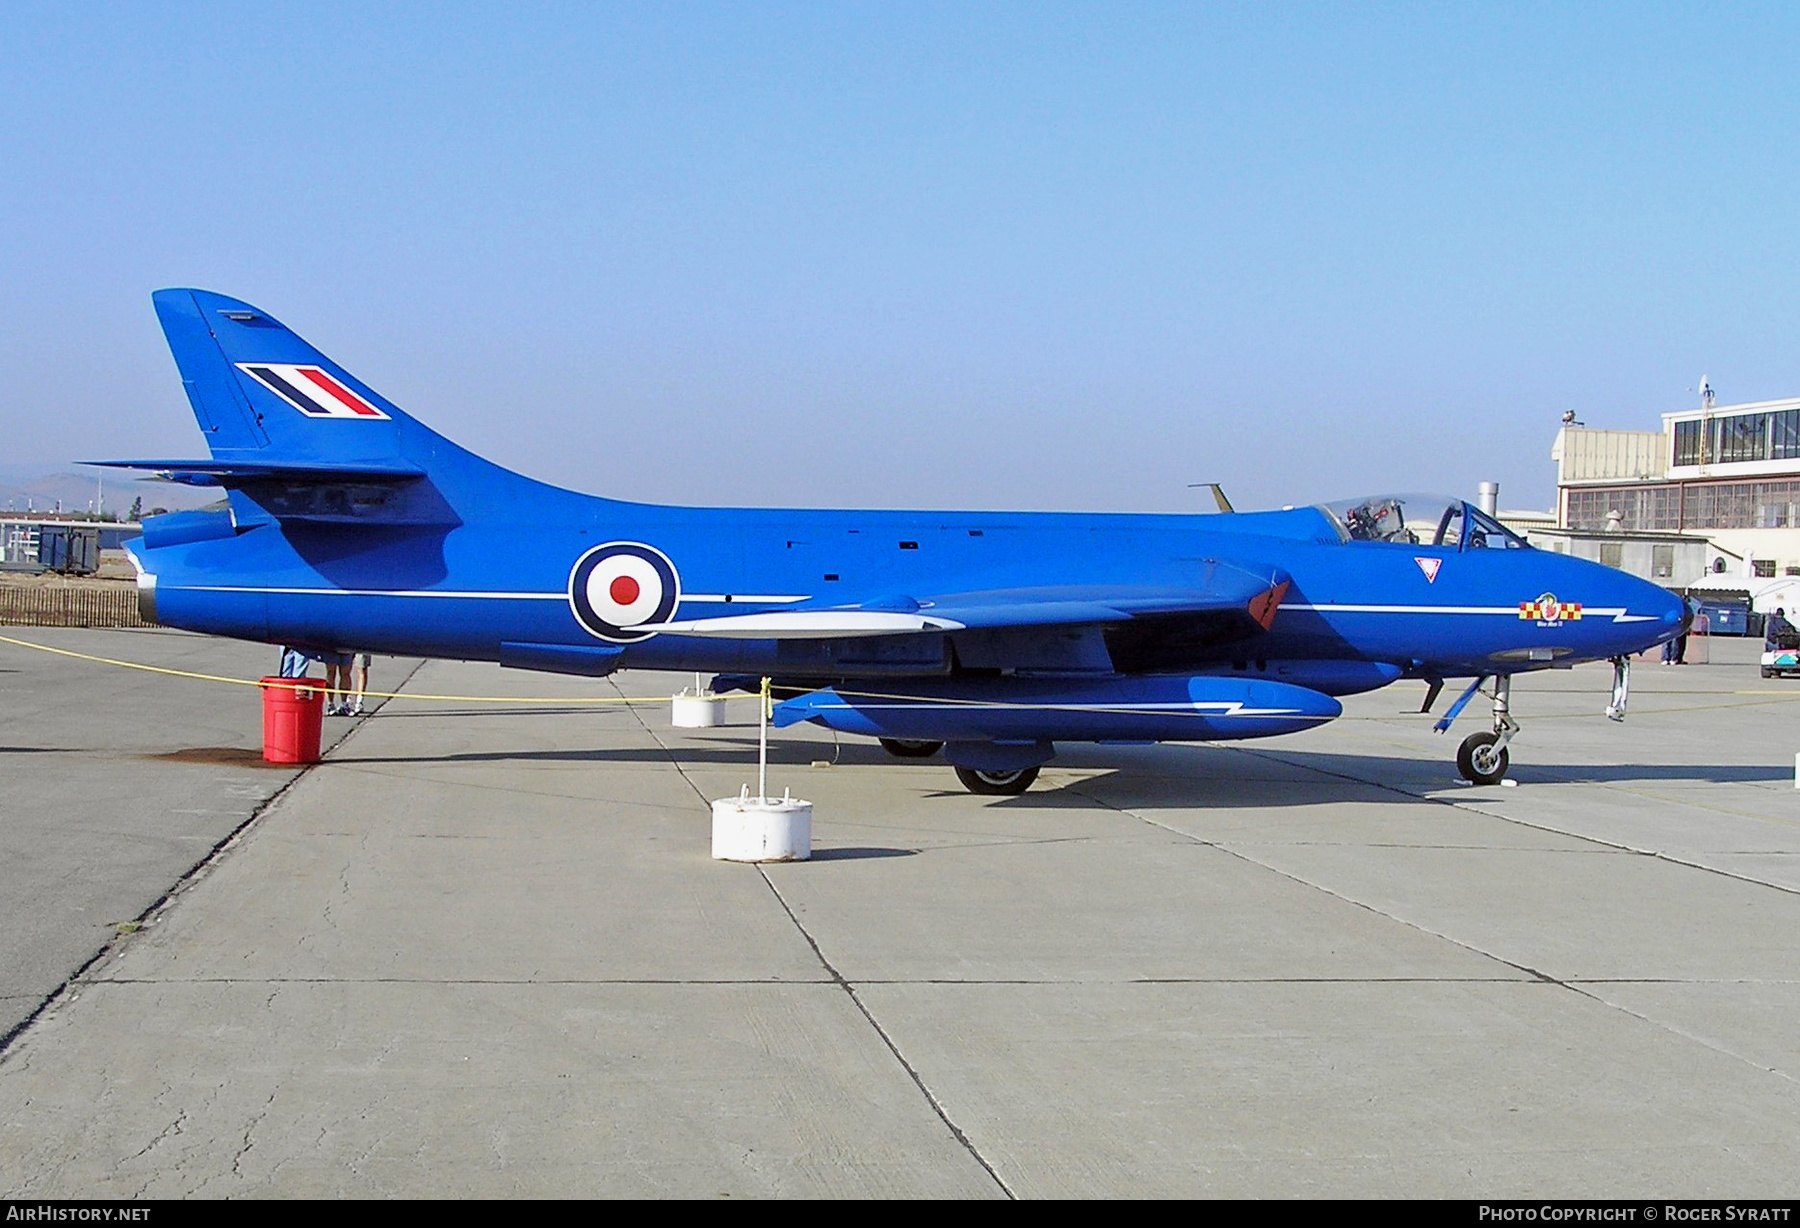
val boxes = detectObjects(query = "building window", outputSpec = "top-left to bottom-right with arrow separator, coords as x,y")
1674,410 -> 1800,467
1566,485 -> 1682,531
1715,413 -> 1768,463
1687,482 -> 1754,529
1600,542 -> 1623,569
1652,544 -> 1674,578
1674,420 -> 1702,467
1753,559 -> 1777,578
1566,479 -> 1800,531
1775,411 -> 1800,460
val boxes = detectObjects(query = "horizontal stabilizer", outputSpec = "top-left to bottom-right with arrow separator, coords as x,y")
82,458 -> 426,487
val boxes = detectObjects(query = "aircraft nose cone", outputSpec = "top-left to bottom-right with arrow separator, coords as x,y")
1654,585 -> 1689,641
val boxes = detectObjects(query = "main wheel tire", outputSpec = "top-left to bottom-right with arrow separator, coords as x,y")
1456,731 -> 1509,785
953,764 -> 1040,795
879,738 -> 944,759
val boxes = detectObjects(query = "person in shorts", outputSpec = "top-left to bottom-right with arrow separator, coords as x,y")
317,649 -> 354,715
347,652 -> 372,716
278,646 -> 315,679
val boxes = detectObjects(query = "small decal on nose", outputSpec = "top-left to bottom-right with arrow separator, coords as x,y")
1519,592 -> 1582,627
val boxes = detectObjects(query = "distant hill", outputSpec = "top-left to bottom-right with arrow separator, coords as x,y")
0,465 -> 220,518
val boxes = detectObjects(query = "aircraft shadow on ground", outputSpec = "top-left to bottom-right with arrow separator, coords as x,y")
334,744 -> 916,769
1222,748 -> 1792,790
357,706 -> 635,720
295,739 -> 1791,804
324,742 -> 1425,811
1508,762 -> 1792,785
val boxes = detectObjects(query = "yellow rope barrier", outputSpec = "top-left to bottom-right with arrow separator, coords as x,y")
0,633 -> 666,705
3,630 -> 1796,721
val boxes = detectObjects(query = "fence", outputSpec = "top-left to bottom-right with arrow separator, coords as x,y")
0,586 -> 149,628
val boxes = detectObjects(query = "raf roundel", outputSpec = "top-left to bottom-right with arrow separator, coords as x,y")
568,543 -> 681,642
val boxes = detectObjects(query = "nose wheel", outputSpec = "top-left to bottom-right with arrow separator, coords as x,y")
1456,731 -> 1510,785
1441,674 -> 1518,785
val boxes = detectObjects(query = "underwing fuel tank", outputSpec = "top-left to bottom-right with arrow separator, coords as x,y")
772,675 -> 1342,744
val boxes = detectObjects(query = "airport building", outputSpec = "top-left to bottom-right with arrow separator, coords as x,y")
1545,394 -> 1800,615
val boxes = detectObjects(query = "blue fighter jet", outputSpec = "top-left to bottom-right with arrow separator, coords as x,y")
95,290 -> 1689,794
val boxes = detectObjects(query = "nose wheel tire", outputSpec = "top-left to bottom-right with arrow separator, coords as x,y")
1456,731 -> 1510,785
879,738 -> 944,758
954,765 -> 1040,795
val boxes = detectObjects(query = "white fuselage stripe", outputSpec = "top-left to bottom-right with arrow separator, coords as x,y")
178,586 -> 566,599
172,586 -> 811,603
1285,603 -> 1637,620
159,590 -> 1655,624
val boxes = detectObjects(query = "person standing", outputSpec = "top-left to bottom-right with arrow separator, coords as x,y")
348,652 -> 371,716
318,649 -> 353,715
278,646 -> 314,679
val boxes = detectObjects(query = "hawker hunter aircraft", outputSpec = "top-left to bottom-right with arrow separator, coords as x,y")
97,290 -> 1688,793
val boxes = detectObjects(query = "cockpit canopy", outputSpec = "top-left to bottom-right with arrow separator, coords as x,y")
1318,494 -> 1529,551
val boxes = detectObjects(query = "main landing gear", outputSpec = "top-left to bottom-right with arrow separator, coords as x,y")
879,738 -> 944,758
878,738 -> 1051,792
953,765 -> 1040,795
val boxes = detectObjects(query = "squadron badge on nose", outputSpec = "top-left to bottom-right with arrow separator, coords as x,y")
1519,592 -> 1582,628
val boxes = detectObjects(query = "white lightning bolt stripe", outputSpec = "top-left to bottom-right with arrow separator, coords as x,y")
1286,603 -> 1646,623
805,701 -> 1305,716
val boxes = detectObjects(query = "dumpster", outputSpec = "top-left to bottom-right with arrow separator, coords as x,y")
1695,599 -> 1748,636
260,676 -> 324,764
36,524 -> 100,575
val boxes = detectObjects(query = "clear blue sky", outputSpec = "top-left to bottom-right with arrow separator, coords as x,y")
4,2 -> 1796,513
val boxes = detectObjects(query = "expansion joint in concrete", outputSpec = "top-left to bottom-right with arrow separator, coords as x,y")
754,869 -> 1015,1200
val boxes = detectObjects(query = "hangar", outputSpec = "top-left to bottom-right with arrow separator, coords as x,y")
1547,393 -> 1800,614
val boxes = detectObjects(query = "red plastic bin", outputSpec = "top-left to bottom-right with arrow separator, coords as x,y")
260,676 -> 324,764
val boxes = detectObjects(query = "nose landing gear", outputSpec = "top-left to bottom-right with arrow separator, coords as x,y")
1436,658 -> 1635,785
1438,674 -> 1519,785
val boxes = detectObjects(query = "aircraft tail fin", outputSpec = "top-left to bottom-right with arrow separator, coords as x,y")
152,288 -> 414,467
94,289 -> 568,523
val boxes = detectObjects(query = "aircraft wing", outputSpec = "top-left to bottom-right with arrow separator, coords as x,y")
636,563 -> 1291,642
